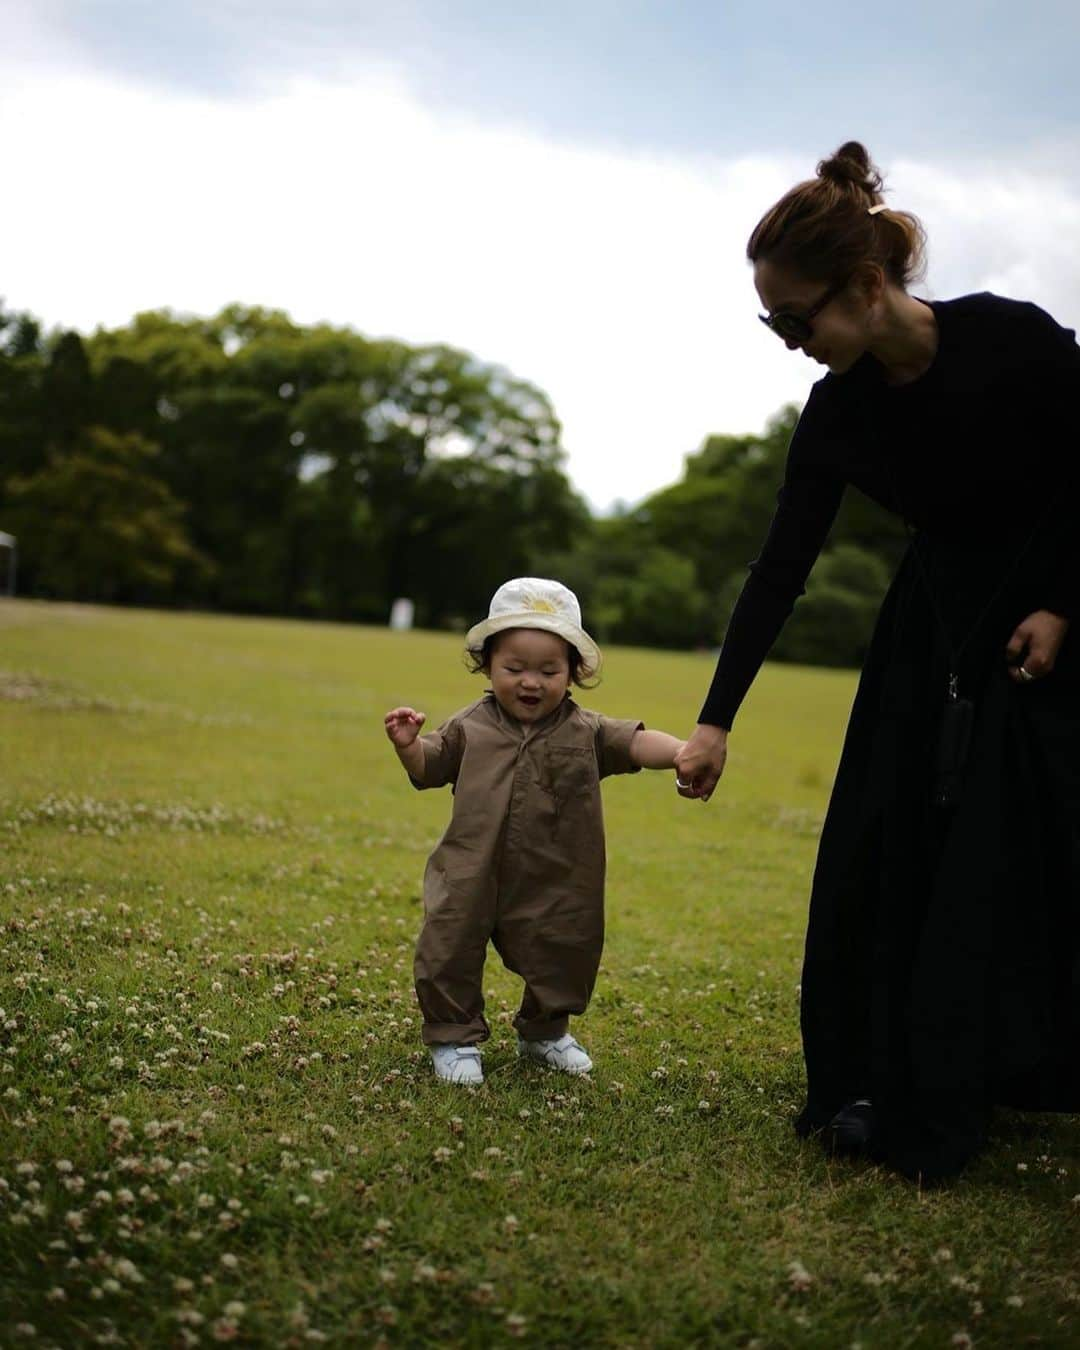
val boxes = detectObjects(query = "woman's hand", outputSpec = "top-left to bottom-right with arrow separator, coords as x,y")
1005,610 -> 1070,684
673,724 -> 728,801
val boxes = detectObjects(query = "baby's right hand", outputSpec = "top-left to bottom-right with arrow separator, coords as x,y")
384,706 -> 426,748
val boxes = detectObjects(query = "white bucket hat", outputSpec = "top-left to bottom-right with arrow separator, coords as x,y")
465,577 -> 602,675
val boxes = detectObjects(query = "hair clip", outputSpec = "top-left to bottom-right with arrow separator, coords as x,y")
867,203 -> 888,215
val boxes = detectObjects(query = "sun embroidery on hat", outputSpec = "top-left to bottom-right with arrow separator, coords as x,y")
524,595 -> 557,614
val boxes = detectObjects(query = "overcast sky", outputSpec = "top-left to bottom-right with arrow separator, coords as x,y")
3,1 -> 1079,509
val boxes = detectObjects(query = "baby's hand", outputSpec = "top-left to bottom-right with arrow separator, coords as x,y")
384,706 -> 426,748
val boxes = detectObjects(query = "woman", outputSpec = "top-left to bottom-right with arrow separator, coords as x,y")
675,141 -> 1080,1183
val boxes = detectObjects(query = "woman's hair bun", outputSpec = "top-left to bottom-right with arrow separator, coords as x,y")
817,141 -> 883,200
747,139 -> 926,288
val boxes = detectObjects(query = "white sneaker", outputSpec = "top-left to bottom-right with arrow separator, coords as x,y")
517,1033 -> 593,1075
429,1044 -> 483,1085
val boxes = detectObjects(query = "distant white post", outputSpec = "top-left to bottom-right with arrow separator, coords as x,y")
389,597 -> 414,631
0,531 -> 15,597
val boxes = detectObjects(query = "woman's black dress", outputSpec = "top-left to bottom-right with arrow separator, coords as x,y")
700,293 -> 1080,1181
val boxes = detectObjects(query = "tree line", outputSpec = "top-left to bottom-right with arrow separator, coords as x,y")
0,302 -> 906,665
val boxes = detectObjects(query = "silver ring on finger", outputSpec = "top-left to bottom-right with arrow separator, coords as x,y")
1018,665 -> 1035,682
675,777 -> 691,789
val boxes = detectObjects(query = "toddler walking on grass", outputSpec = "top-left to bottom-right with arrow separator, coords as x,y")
385,577 -> 684,1085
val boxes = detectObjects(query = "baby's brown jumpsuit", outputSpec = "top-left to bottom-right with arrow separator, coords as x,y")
410,692 -> 642,1045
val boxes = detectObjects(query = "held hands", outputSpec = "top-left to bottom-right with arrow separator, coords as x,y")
384,706 -> 426,747
1005,610 -> 1070,685
673,724 -> 728,802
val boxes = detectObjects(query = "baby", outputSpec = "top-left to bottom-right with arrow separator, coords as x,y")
385,577 -> 684,1085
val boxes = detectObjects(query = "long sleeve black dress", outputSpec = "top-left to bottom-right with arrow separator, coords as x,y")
699,293 -> 1080,1181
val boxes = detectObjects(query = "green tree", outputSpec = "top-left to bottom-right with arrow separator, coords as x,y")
81,307 -> 581,623
772,544 -> 891,666
0,303 -> 47,500
6,427 -> 209,603
594,548 -> 710,648
42,331 -> 94,454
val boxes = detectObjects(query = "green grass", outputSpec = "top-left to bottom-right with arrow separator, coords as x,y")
0,598 -> 1077,1349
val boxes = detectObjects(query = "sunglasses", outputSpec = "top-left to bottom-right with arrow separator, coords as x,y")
758,274 -> 850,344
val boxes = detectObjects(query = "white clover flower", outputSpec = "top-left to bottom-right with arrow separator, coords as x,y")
787,1260 -> 813,1293
506,1313 -> 528,1337
220,1253 -> 239,1270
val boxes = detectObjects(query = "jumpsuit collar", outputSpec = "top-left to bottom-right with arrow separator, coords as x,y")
482,689 -> 577,742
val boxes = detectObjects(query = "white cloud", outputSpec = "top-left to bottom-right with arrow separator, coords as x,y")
2,67 -> 1078,511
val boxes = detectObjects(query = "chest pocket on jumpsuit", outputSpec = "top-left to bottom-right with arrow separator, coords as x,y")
542,745 -> 599,845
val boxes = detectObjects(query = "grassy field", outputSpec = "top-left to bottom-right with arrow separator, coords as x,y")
1,599 -> 1077,1349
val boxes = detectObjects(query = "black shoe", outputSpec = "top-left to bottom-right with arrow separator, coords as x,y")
825,1099 -> 877,1157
